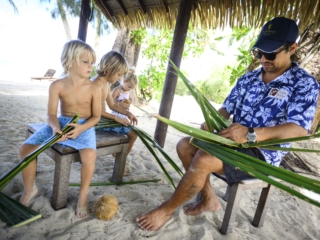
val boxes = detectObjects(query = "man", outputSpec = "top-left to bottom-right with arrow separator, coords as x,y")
136,17 -> 319,231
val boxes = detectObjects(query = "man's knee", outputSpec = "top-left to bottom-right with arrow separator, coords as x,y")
192,150 -> 223,173
176,137 -> 192,155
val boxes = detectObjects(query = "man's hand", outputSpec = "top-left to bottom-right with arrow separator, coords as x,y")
200,122 -> 215,132
218,123 -> 248,143
200,122 -> 209,131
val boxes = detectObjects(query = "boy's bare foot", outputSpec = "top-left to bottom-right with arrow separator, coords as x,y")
75,199 -> 89,218
183,197 -> 220,216
20,185 -> 38,207
112,153 -> 116,157
136,205 -> 172,231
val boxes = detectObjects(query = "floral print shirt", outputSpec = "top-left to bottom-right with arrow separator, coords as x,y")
222,62 -> 319,166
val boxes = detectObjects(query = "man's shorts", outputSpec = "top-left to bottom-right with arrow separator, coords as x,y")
24,116 -> 96,150
222,147 -> 266,185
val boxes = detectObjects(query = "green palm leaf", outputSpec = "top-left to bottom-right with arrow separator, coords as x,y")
0,192 -> 42,227
0,114 -> 79,227
192,139 -> 320,207
95,118 -> 183,188
170,59 -> 230,132
69,179 -> 161,186
0,114 -> 79,191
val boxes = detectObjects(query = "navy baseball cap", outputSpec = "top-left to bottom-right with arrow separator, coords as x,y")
252,17 -> 299,53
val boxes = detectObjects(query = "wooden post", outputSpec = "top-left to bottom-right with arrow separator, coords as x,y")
154,0 -> 194,147
77,0 -> 91,42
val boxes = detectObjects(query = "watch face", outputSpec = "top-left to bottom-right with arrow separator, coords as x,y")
246,132 -> 257,143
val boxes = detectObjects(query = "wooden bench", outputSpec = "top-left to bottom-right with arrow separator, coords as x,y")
26,123 -> 129,210
198,173 -> 274,234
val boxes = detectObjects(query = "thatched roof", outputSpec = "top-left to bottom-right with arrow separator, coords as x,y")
94,0 -> 320,31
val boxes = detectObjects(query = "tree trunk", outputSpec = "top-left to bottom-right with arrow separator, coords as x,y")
57,0 -> 72,40
112,28 -> 142,105
94,10 -> 102,61
295,23 -> 320,134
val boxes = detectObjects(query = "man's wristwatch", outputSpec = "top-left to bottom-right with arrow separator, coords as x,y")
246,127 -> 257,143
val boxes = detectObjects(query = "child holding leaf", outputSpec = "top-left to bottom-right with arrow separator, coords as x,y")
19,40 -> 101,218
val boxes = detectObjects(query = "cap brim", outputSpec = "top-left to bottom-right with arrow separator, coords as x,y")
252,39 -> 285,53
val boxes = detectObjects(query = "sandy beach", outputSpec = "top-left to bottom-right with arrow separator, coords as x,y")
0,78 -> 320,240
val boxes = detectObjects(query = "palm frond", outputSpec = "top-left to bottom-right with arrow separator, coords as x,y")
69,179 -> 161,186
0,114 -> 79,227
95,118 -> 183,188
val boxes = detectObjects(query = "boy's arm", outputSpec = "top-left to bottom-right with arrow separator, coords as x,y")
106,86 -> 138,125
111,87 -> 120,102
47,81 -> 62,135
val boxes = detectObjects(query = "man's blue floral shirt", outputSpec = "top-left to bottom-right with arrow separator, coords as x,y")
222,62 -> 319,166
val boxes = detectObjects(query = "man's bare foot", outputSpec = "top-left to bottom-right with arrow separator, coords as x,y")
20,185 -> 38,207
75,196 -> 89,218
183,198 -> 220,216
136,205 -> 172,231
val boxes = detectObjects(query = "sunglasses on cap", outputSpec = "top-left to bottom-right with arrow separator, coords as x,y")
251,46 -> 287,61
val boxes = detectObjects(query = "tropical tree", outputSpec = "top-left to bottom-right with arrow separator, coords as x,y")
111,28 -> 145,104
42,0 -> 110,56
7,0 -> 18,13
136,28 -> 221,102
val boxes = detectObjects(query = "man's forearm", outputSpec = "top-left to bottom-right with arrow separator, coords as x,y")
255,123 -> 308,142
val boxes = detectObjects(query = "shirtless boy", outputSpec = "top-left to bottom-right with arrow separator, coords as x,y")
19,39 -> 101,218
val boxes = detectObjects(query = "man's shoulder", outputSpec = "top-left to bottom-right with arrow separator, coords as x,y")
237,68 -> 261,83
290,63 -> 319,86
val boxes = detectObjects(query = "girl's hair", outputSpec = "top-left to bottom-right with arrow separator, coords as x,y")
96,51 -> 128,76
60,39 -> 96,75
123,67 -> 138,86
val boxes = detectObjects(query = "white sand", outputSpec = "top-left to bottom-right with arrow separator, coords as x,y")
0,79 -> 320,239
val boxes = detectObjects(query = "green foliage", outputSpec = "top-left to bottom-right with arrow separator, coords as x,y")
175,78 -> 190,96
137,28 -> 207,102
194,66 -> 232,104
89,65 -> 96,79
226,26 -> 258,85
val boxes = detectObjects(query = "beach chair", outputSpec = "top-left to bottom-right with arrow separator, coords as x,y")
30,69 -> 57,82
197,173 -> 274,234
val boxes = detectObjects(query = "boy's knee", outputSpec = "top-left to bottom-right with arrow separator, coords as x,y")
19,144 -> 36,158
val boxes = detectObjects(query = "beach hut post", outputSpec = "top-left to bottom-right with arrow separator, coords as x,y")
154,0 -> 194,147
77,0 -> 91,42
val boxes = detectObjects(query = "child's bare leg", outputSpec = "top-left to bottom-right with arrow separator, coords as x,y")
76,148 -> 96,218
126,130 -> 137,156
19,144 -> 40,206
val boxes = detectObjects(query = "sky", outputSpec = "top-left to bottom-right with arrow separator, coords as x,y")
0,0 -> 117,81
0,0 -> 240,83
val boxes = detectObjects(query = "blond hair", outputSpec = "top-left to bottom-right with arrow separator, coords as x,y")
123,67 -> 138,86
60,39 -> 96,75
96,51 -> 128,76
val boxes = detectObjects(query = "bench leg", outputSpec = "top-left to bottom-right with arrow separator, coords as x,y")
252,184 -> 274,227
220,183 -> 243,234
111,143 -> 129,182
51,154 -> 73,210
